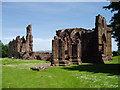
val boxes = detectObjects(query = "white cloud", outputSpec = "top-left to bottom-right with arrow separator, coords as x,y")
112,38 -> 118,51
2,36 -> 16,44
33,38 -> 52,51
33,38 -> 52,42
3,36 -> 16,40
2,36 -> 53,51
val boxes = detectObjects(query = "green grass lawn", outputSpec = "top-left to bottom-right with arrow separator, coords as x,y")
1,56 -> 120,88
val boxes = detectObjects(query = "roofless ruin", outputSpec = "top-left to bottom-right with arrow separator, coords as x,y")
8,14 -> 112,66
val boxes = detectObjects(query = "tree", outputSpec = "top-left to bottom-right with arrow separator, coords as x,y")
103,2 -> 120,51
0,40 -> 2,58
0,40 -> 8,58
2,44 -> 8,57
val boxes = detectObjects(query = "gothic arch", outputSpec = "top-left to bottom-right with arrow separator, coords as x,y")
61,30 -> 71,61
70,30 -> 82,62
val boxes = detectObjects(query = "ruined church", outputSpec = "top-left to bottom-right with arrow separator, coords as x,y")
8,25 -> 33,59
51,15 -> 112,66
8,14 -> 112,66
8,25 -> 52,61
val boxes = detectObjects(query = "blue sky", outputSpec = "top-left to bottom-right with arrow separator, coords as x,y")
2,2 -> 118,51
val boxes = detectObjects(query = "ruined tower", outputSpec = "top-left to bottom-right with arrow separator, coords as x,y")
26,24 -> 33,52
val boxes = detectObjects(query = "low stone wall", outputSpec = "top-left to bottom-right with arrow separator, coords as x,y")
32,52 -> 52,61
20,52 -> 52,61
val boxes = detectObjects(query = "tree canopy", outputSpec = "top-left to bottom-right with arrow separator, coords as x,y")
103,2 -> 120,51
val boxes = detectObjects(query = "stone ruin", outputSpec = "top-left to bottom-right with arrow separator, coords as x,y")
8,24 -> 52,61
8,14 -> 112,66
51,15 -> 112,66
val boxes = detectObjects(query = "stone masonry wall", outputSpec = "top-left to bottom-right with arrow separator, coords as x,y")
52,14 -> 112,66
8,25 -> 52,61
8,14 -> 112,65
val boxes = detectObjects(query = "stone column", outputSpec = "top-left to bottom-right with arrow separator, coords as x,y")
106,27 -> 112,61
68,39 -> 72,64
58,39 -> 62,60
77,40 -> 82,64
62,40 -> 65,61
55,38 -> 60,66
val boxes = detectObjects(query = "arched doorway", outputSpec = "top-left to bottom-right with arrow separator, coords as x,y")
71,31 -> 82,64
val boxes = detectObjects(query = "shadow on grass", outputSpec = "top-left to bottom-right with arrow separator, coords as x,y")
62,64 -> 120,76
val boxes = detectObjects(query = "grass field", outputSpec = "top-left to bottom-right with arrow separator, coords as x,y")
1,56 -> 120,88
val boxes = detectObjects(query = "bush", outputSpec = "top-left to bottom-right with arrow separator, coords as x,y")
112,51 -> 118,56
0,40 -> 8,58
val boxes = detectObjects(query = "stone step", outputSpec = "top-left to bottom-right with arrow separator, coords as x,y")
59,60 -> 71,66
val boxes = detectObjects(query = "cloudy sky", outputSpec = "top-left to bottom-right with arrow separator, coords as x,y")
2,1 -> 118,51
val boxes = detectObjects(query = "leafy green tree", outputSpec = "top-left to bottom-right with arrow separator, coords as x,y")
103,2 -> 120,51
0,40 -> 8,58
2,44 -> 8,57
